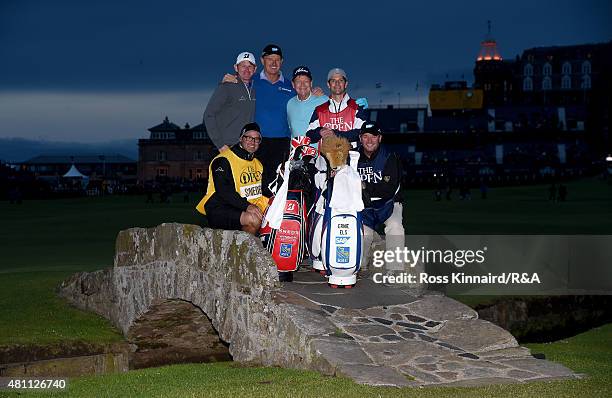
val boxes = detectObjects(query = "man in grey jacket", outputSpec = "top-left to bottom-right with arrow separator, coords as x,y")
204,51 -> 257,152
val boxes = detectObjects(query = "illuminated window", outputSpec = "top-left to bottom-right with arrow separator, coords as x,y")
582,61 -> 591,75
562,62 -> 572,75
543,63 -> 552,76
561,75 -> 571,89
524,63 -> 533,77
400,123 -> 408,133
542,77 -> 552,90
523,77 -> 533,91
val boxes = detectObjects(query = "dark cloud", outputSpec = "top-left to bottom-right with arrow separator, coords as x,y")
0,0 -> 610,141
1,0 -> 609,93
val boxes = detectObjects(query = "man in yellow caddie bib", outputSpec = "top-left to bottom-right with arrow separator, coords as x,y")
196,122 -> 269,234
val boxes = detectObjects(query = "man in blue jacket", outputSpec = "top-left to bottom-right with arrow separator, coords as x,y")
251,44 -> 295,192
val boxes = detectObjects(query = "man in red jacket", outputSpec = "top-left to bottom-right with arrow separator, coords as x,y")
305,68 -> 367,147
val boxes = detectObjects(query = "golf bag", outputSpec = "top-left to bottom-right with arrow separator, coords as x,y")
320,178 -> 364,286
309,136 -> 364,286
307,156 -> 328,274
260,138 -> 315,274
260,190 -> 308,272
308,206 -> 325,273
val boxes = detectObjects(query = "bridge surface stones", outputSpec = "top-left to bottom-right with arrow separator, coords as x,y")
278,269 -> 578,387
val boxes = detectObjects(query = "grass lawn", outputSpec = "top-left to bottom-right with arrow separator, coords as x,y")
0,178 -> 610,346
0,178 -> 610,397
404,177 -> 612,234
1,194 -> 204,346
0,271 -> 122,345
4,324 -> 610,397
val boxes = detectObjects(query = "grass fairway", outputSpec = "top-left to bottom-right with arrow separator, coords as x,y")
404,177 -> 612,234
0,178 -> 610,345
0,271 -> 122,345
0,178 -> 610,397
4,324 -> 610,397
1,195 -> 202,345
0,194 -> 202,273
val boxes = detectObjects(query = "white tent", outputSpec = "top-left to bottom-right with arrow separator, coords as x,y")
63,164 -> 87,178
63,164 -> 89,189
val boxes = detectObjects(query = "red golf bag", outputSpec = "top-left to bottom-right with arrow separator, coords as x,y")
260,190 -> 308,272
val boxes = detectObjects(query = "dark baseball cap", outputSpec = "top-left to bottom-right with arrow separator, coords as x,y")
262,44 -> 283,58
241,122 -> 261,137
360,122 -> 383,136
292,66 -> 312,81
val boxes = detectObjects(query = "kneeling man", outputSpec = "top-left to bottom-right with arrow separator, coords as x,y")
196,123 -> 269,234
357,122 -> 404,274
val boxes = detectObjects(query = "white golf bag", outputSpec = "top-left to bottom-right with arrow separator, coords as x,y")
309,150 -> 364,286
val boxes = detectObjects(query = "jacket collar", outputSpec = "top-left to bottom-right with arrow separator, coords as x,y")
328,93 -> 351,112
231,143 -> 255,161
259,70 -> 285,84
359,145 -> 384,161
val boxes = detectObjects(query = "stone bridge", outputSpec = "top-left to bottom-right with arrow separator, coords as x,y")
59,223 -> 578,387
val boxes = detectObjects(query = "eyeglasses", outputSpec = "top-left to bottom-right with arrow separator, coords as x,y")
242,135 -> 261,144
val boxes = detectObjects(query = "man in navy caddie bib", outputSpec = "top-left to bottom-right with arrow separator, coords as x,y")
357,122 -> 405,275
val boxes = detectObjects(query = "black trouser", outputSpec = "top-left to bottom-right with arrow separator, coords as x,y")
205,203 -> 243,230
256,137 -> 290,197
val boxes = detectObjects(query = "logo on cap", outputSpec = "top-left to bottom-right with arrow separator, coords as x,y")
292,66 -> 312,81
236,52 -> 256,65
262,44 -> 283,58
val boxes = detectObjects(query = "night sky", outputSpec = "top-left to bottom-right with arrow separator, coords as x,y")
0,0 -> 610,142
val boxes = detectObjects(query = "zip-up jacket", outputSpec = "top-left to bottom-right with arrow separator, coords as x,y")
357,145 -> 402,227
305,94 -> 367,145
204,77 -> 255,149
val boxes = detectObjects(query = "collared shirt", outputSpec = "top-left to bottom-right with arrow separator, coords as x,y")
287,93 -> 328,138
259,70 -> 285,84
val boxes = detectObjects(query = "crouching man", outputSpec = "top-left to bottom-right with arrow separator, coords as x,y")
357,122 -> 405,276
196,123 -> 269,234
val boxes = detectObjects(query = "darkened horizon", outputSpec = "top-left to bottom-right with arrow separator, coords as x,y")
0,0 -> 610,142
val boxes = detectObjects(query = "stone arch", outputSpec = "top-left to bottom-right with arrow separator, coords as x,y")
127,298 -> 230,369
60,224 -> 283,364
59,223 -> 577,387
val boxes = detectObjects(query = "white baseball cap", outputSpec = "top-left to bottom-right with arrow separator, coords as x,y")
327,67 -> 347,81
235,52 -> 256,66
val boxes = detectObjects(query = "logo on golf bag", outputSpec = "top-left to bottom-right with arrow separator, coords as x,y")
335,236 -> 350,244
285,200 -> 299,216
280,243 -> 293,258
336,246 -> 350,263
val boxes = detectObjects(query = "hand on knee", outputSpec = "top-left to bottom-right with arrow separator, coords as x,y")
240,211 -> 261,235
